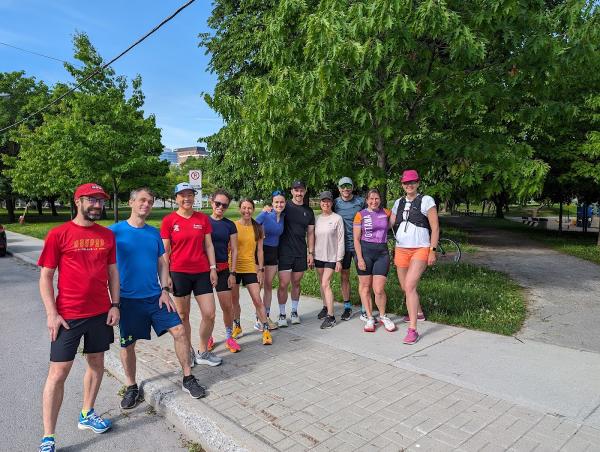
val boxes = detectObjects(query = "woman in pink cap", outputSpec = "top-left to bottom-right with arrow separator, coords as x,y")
389,170 -> 439,344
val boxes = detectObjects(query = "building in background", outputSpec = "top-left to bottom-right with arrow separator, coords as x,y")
175,146 -> 208,165
159,148 -> 178,165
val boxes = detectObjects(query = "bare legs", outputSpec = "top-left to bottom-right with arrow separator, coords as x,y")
317,267 -> 335,316
396,260 -> 427,330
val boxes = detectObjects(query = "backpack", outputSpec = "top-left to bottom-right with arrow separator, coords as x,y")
392,194 -> 431,236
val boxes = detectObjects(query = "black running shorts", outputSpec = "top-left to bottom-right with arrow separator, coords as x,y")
278,255 -> 308,272
235,272 -> 259,286
50,312 -> 114,362
355,242 -> 389,276
341,251 -> 355,270
215,269 -> 231,292
314,260 -> 336,269
263,245 -> 279,266
170,271 -> 213,297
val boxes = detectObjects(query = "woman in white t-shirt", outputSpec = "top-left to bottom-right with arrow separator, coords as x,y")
389,170 -> 439,345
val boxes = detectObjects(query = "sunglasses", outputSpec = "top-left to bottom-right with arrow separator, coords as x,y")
272,190 -> 285,197
402,180 -> 418,186
213,201 -> 229,209
339,184 -> 353,189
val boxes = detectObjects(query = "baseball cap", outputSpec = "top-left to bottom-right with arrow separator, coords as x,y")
401,170 -> 420,183
338,177 -> 353,187
292,180 -> 306,189
319,191 -> 333,201
174,182 -> 197,195
74,183 -> 109,200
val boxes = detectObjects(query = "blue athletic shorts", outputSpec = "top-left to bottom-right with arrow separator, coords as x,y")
119,294 -> 182,347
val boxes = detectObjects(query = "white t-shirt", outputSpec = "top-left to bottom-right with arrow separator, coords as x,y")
391,195 -> 436,248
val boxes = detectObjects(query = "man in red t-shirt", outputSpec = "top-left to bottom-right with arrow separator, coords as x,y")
37,183 -> 120,452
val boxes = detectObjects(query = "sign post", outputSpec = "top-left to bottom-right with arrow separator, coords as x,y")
188,170 -> 203,209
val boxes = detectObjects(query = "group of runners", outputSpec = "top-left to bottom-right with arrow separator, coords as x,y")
36,169 -> 439,452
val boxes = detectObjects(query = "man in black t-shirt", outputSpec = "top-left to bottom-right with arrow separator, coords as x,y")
277,180 -> 315,327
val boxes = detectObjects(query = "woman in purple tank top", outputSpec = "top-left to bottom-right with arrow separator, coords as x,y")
352,189 -> 396,333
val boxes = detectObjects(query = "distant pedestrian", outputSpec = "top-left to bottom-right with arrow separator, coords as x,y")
207,189 -> 241,353
277,181 -> 315,326
37,183 -> 119,452
314,191 -> 345,328
109,187 -> 205,409
353,188 -> 396,333
160,183 -> 222,367
255,190 -> 286,330
390,170 -> 439,344
230,198 -> 273,345
333,177 -> 365,321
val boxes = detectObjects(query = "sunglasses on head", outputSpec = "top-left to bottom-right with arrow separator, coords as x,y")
339,184 -> 353,189
213,201 -> 229,209
272,190 -> 285,197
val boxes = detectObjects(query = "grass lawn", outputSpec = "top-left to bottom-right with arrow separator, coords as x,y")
453,203 -> 579,218
292,262 -> 525,336
454,216 -> 600,265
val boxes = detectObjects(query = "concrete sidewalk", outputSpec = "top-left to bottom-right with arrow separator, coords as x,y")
6,230 -> 600,451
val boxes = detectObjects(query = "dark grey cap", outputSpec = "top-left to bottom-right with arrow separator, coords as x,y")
319,191 -> 333,201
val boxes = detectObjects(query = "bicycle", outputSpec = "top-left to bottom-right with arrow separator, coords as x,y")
387,234 -> 461,264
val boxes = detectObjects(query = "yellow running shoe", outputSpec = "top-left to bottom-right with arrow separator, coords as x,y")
267,318 -> 278,330
262,330 -> 272,345
232,325 -> 243,339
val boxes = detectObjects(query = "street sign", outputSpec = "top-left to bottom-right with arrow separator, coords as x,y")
188,170 -> 203,209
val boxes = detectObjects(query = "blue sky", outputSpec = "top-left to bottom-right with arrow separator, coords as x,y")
0,0 -> 222,148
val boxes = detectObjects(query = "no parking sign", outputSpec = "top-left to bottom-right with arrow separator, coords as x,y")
188,170 -> 203,209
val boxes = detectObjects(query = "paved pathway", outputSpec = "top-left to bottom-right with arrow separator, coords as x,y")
6,229 -> 600,451
444,217 -> 600,353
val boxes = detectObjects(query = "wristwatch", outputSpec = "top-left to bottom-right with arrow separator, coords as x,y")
111,302 -> 121,309
258,267 -> 265,272
162,286 -> 172,293
210,264 -> 217,270
429,246 -> 437,251
230,271 -> 237,276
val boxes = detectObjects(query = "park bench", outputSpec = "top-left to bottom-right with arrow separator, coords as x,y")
521,216 -> 548,229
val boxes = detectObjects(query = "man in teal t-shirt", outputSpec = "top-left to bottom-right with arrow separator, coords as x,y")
109,187 -> 206,407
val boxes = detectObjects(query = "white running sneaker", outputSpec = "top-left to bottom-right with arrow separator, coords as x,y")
291,311 -> 301,324
278,314 -> 288,328
364,318 -> 376,332
253,321 -> 263,331
379,315 -> 397,332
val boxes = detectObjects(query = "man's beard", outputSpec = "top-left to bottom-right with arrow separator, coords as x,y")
80,205 -> 102,221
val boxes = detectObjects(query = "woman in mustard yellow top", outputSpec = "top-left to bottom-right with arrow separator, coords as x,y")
230,199 -> 272,345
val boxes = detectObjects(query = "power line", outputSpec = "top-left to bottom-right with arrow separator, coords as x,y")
0,41 -> 71,64
0,0 -> 196,134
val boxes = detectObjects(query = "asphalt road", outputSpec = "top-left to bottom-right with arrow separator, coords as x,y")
0,257 -> 188,451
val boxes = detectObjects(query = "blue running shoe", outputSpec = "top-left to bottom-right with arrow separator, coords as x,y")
38,438 -> 55,452
78,409 -> 112,433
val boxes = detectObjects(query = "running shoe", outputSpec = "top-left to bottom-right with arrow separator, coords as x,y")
262,330 -> 273,345
341,307 -> 353,321
291,311 -> 301,324
278,314 -> 288,328
379,315 -> 397,332
402,313 -> 426,322
403,328 -> 420,344
120,385 -> 141,410
320,316 -> 336,329
267,317 -> 279,330
195,351 -> 223,367
232,325 -> 243,338
189,348 -> 196,368
253,321 -> 263,332
38,438 -> 55,452
78,409 -> 112,433
207,336 -> 215,351
364,318 -> 376,333
317,306 -> 328,319
225,337 -> 241,353
360,313 -> 378,324
182,375 -> 206,399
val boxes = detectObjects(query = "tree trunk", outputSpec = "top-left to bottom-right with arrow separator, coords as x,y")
6,197 -> 16,223
112,180 -> 119,223
481,201 -> 486,216
36,199 -> 43,216
558,201 -> 563,233
582,203 -> 588,233
70,199 -> 76,219
49,197 -> 58,216
375,136 -> 388,206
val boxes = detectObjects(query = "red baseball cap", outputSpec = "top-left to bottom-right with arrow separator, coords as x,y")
401,169 -> 420,183
74,183 -> 109,200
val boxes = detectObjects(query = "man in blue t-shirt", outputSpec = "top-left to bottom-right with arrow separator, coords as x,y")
109,188 -> 206,407
333,177 -> 365,321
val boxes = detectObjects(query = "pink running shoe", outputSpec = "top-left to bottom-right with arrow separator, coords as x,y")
403,328 -> 420,344
402,313 -> 426,322
207,336 -> 215,351
364,318 -> 376,332
225,337 -> 241,353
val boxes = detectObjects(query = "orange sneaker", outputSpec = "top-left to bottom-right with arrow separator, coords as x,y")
225,337 -> 241,353
262,330 -> 272,345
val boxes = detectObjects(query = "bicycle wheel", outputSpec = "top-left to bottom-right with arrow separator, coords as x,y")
436,238 -> 461,264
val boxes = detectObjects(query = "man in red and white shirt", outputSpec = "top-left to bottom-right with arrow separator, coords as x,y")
37,183 -> 120,452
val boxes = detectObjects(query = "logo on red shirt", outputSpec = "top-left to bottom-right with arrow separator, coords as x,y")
73,238 -> 106,250
173,224 -> 180,232
193,224 -> 203,230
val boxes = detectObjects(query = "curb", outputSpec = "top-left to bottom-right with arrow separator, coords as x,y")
104,347 -> 274,452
